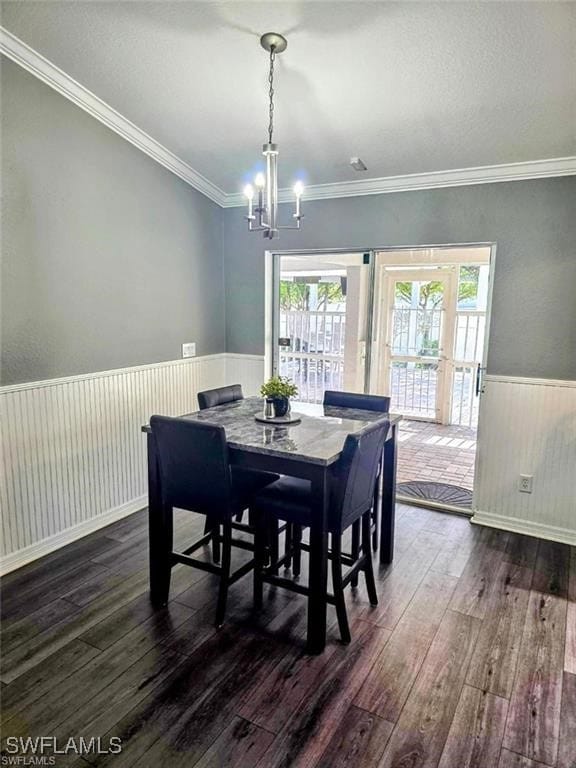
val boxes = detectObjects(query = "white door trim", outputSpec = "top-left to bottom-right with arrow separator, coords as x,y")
471,243 -> 498,512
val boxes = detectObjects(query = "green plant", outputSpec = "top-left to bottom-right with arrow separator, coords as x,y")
279,280 -> 344,311
260,376 -> 298,400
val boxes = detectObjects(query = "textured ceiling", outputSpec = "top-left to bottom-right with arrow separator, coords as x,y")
2,1 -> 575,194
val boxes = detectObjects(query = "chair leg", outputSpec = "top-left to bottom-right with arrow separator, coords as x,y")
284,522 -> 293,570
269,519 -> 279,574
331,533 -> 351,644
215,520 -> 232,627
351,520 -> 360,588
292,525 -> 302,578
253,513 -> 265,611
362,512 -> 378,606
211,521 -> 221,564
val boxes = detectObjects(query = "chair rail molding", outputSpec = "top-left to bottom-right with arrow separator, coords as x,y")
2,26 -> 575,208
483,374 -> 576,388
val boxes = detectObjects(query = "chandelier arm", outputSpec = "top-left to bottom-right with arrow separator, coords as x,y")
248,220 -> 270,232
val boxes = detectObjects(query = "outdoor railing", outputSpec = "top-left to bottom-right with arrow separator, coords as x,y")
278,307 -> 486,426
278,310 -> 346,403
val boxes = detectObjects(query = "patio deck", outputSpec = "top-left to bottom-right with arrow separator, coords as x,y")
397,419 -> 477,491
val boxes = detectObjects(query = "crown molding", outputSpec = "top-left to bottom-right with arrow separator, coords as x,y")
222,156 -> 576,207
2,26 -> 575,211
0,26 -> 228,206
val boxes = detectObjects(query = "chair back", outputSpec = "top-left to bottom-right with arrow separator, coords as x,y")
198,384 -> 244,411
150,416 -> 232,517
330,420 -> 390,532
323,390 -> 390,413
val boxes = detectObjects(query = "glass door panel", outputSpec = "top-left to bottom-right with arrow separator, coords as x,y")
274,252 -> 369,403
450,264 -> 489,427
385,272 -> 453,420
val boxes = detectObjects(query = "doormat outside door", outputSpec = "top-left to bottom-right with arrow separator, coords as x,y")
397,481 -> 473,510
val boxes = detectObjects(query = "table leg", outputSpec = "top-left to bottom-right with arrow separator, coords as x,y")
372,457 -> 383,551
380,423 -> 398,565
307,468 -> 329,654
147,432 -> 173,605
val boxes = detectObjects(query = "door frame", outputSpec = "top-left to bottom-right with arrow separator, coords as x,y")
265,242 -> 497,513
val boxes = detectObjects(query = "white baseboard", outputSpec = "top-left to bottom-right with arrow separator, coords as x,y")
0,496 -> 146,575
471,509 -> 576,547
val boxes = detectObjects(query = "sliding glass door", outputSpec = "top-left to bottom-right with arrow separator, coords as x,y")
271,248 -> 492,424
272,252 -> 371,403
270,245 -> 495,514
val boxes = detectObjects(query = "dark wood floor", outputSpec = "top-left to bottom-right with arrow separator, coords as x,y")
1,505 -> 575,768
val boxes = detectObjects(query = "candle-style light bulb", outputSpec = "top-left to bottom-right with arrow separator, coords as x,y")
255,173 -> 266,188
244,184 -> 254,218
293,181 -> 304,218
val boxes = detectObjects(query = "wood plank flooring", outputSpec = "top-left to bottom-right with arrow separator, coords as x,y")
1,505 -> 574,768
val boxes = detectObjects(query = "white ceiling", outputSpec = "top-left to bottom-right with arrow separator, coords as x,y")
2,1 -> 575,195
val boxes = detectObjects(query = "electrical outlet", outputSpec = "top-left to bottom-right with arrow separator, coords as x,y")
518,474 -> 533,493
182,342 -> 196,358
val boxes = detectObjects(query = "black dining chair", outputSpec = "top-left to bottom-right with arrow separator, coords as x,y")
324,390 -> 390,562
198,384 -> 244,411
149,415 -> 278,627
197,383 -> 285,552
284,390 -> 391,583
323,390 -> 391,413
251,420 -> 390,644
199,384 -> 249,528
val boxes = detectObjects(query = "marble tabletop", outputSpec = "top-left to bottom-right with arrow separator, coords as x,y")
143,397 -> 401,466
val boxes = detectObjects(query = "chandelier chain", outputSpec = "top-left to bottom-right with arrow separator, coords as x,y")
268,47 -> 276,144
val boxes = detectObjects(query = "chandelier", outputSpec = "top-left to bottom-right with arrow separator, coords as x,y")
243,33 -> 304,239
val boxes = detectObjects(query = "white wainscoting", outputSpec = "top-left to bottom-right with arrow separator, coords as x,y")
0,354 -> 232,573
472,375 -> 576,545
224,354 -> 266,397
3,359 -> 574,573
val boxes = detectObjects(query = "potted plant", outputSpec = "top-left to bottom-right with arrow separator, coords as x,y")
260,376 -> 298,418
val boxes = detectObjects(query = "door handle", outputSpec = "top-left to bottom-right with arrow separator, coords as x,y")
475,364 -> 484,396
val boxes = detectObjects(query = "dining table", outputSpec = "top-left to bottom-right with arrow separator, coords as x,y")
143,398 -> 401,654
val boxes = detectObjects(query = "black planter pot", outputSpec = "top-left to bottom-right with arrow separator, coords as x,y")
273,397 -> 290,418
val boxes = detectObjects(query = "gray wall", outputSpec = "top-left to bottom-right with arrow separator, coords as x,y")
224,177 -> 576,381
1,58 -> 224,386
3,55 -> 575,386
